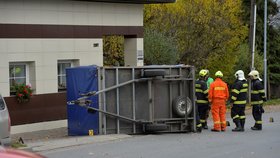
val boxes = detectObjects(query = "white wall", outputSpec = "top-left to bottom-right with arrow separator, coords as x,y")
0,39 -> 103,96
0,0 -> 144,96
124,38 -> 144,67
0,0 -> 143,26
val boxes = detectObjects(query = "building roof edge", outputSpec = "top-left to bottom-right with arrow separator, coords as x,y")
75,0 -> 176,4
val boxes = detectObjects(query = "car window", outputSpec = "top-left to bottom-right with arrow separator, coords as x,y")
0,97 -> 5,110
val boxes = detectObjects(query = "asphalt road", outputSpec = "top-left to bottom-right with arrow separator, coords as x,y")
41,112 -> 280,158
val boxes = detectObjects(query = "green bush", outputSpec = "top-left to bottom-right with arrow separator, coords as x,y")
144,28 -> 179,65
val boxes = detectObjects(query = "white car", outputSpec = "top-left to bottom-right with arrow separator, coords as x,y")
0,95 -> 11,146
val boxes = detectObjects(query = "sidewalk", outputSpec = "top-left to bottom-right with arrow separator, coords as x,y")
12,127 -> 68,143
11,128 -> 132,152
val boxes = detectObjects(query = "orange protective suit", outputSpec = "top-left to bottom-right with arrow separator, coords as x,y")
208,78 -> 229,131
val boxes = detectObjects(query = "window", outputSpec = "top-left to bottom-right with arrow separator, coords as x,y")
9,63 -> 29,95
0,97 -> 5,110
58,61 -> 72,91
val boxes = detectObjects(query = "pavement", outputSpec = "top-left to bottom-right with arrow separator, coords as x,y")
10,105 -> 280,153
11,128 -> 132,152
42,112 -> 280,158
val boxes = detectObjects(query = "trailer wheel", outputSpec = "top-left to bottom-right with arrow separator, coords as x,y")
172,96 -> 192,117
144,124 -> 169,133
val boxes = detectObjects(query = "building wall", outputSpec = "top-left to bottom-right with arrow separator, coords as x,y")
0,0 -> 144,96
5,92 -> 67,126
124,38 -> 144,66
0,38 -> 103,95
0,0 -> 143,26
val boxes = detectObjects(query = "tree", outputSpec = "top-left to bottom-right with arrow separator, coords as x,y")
144,28 -> 179,65
233,44 -> 263,81
267,27 -> 280,84
103,36 -> 124,66
144,0 -> 248,82
242,0 -> 280,85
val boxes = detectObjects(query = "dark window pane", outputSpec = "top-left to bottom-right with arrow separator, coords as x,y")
58,62 -> 71,90
58,63 -> 62,74
9,66 -> 15,78
61,63 -> 71,74
58,76 -> 61,85
10,79 -> 16,86
0,97 -> 5,110
15,65 -> 26,77
61,76 -> 66,85
15,78 -> 26,84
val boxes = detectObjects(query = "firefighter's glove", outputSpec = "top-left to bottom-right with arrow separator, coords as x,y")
257,105 -> 265,113
226,100 -> 231,107
226,100 -> 229,105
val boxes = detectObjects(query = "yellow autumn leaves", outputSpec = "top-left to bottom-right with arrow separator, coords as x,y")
144,0 -> 249,82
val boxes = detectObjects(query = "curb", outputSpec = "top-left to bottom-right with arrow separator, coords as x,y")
21,134 -> 132,152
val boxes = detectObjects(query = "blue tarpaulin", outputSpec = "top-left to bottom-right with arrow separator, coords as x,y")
66,65 -> 99,136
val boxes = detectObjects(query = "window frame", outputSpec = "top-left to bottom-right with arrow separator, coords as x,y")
57,60 -> 72,91
9,62 -> 30,95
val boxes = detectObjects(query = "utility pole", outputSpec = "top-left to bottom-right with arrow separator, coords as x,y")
249,0 -> 255,60
264,0 -> 268,98
251,1 -> 257,70
249,0 -> 257,70
249,0 -> 257,103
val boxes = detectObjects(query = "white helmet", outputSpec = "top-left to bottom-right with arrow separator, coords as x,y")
248,70 -> 262,81
205,69 -> 209,76
235,70 -> 246,81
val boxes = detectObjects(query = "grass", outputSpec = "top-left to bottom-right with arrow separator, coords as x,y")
263,99 -> 280,106
225,98 -> 280,110
11,141 -> 27,148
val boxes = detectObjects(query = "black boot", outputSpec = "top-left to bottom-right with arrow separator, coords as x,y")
197,126 -> 202,133
203,122 -> 208,129
196,123 -> 202,133
240,119 -> 245,131
251,124 -> 262,130
232,120 -> 242,132
251,126 -> 262,130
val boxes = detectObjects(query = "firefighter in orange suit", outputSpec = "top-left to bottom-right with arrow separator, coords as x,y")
208,71 -> 229,132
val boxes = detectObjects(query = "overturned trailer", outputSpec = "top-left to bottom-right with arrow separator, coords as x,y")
67,65 -> 197,135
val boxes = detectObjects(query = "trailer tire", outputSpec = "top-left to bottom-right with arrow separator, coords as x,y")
144,124 -> 169,133
172,96 -> 192,117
